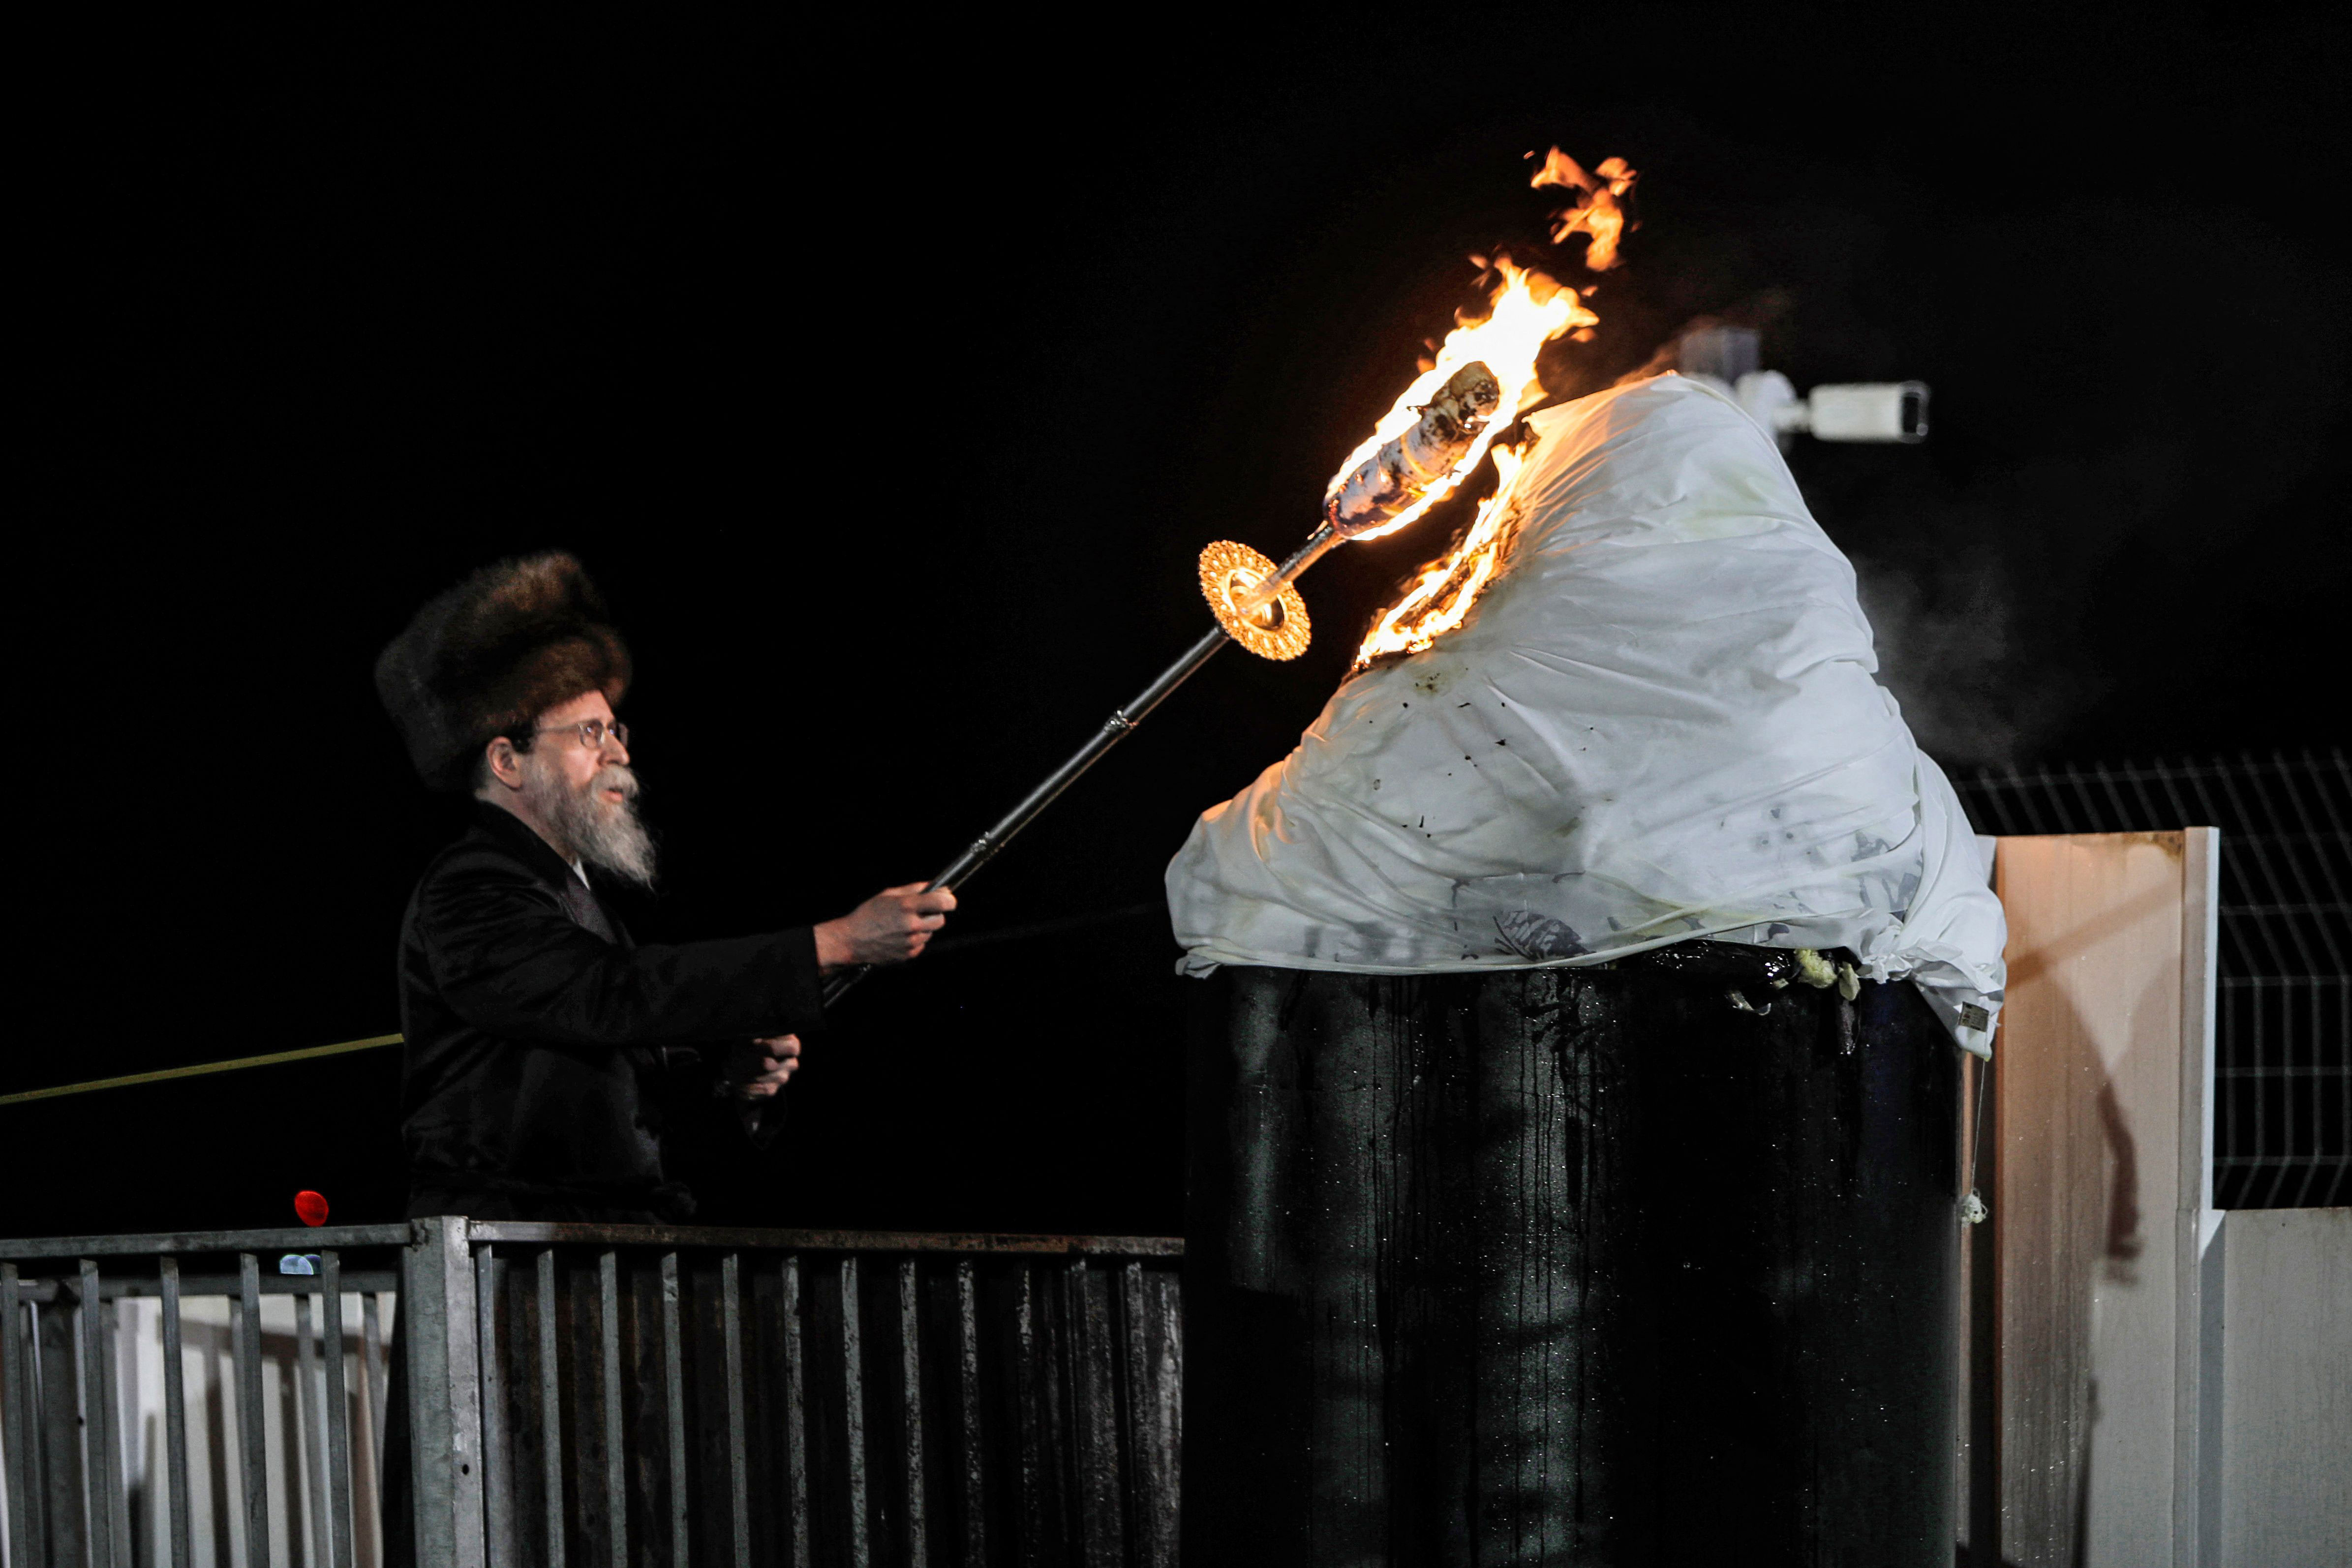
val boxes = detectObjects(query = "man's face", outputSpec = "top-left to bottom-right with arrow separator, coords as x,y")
493,689 -> 657,885
519,689 -> 630,812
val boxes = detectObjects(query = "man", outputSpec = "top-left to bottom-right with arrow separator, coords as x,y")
376,548 -> 952,1223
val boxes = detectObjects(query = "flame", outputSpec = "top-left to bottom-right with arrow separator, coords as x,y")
1342,151 -> 1636,667
1529,148 -> 1637,271
1320,261 -> 1590,547
1353,444 -> 1527,665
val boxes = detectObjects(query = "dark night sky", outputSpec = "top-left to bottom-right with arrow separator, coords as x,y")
10,11 -> 2347,1239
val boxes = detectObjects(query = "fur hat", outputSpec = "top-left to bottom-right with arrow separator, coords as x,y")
375,550 -> 632,793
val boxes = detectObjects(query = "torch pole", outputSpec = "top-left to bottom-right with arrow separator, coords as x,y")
822,619 -> 1236,1005
1234,523 -> 1339,614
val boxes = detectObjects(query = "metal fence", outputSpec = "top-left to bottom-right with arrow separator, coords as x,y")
1952,749 -> 2350,1207
0,1226 -> 403,1568
0,1221 -> 1182,1568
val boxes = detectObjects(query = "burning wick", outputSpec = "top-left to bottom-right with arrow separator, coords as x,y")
1200,248 -> 1608,659
1325,361 -> 1503,539
1202,359 -> 1504,656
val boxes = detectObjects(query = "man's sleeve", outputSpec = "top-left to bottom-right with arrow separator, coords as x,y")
417,852 -> 826,1048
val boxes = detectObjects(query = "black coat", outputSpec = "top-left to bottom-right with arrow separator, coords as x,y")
396,802 -> 824,1221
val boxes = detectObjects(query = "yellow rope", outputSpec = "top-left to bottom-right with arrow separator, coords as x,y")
0,1033 -> 404,1107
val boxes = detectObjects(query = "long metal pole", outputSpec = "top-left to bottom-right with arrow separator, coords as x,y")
822,620 -> 1235,1005
1234,522 -> 1338,614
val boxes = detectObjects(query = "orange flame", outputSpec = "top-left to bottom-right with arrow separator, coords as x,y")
1344,151 -> 1636,666
1529,148 -> 1637,271
1354,444 -> 1527,664
1320,261 -> 1590,547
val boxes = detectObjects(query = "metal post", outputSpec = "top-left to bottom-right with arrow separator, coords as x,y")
597,1250 -> 626,1568
472,1245 -> 510,1568
402,1216 -> 487,1567
660,1252 -> 688,1568
296,1292 -> 331,1568
1008,1266 -> 1050,1552
954,1260 -> 986,1568
37,1290 -> 84,1567
722,1253 -> 751,1568
100,1295 -> 133,1568
78,1259 -> 119,1568
321,1253 -> 355,1568
1120,1260 -> 1179,1568
1065,1261 -> 1122,1559
363,1293 -> 389,1479
235,1254 -> 270,1568
533,1249 -> 564,1565
841,1257 -> 870,1568
894,1258 -> 926,1568
160,1257 -> 193,1568
780,1256 -> 809,1568
0,1263 -> 33,1568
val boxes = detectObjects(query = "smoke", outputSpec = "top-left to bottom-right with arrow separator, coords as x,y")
1584,315 -> 2093,767
1667,199 -> 2344,766
1848,549 -> 2093,767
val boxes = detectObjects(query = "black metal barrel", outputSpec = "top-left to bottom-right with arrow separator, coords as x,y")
1183,951 -> 1962,1567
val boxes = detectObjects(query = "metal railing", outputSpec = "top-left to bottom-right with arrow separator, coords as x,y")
0,1225 -> 404,1568
0,1221 -> 1183,1567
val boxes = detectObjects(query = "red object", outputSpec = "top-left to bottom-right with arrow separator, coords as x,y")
294,1190 -> 330,1227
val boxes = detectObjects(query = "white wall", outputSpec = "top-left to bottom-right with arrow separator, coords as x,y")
2217,1208 -> 2352,1567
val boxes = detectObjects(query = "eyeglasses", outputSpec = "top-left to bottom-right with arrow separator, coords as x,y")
532,718 -> 630,752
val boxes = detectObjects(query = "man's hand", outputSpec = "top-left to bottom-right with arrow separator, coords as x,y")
814,882 -> 957,970
725,1035 -> 801,1100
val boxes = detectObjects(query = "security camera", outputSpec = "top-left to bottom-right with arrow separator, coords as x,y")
1674,325 -> 1929,450
1736,370 -> 1928,446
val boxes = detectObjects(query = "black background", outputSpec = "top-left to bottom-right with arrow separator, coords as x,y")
10,10 -> 2346,1240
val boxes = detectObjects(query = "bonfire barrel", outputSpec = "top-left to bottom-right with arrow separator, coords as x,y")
1183,950 -> 1962,1567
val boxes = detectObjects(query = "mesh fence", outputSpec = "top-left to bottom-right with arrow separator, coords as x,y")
1951,751 -> 2350,1209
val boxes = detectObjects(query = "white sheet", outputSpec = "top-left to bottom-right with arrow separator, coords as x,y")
1166,372 -> 2006,1056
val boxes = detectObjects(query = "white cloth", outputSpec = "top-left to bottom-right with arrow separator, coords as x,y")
1166,372 -> 2005,1055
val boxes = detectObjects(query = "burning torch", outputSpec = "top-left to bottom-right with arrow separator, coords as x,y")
822,162 -> 1628,1006
822,353 -> 1527,1006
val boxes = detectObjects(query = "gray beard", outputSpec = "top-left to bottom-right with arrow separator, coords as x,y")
546,762 -> 658,889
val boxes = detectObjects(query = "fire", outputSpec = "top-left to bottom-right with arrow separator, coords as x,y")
1320,261 -> 1590,548
1354,444 -> 1528,664
1339,151 -> 1633,666
1529,148 -> 1638,271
